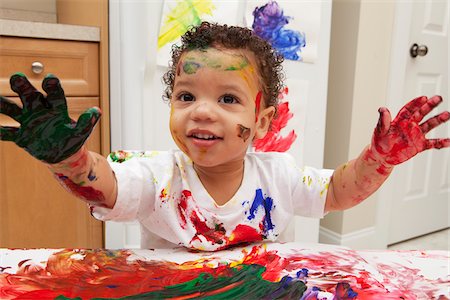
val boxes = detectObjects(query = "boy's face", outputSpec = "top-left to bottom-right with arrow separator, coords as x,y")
170,47 -> 274,168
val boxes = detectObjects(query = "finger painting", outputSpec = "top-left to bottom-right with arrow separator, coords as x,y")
157,0 -> 240,66
246,0 -> 322,63
1,243 -> 448,299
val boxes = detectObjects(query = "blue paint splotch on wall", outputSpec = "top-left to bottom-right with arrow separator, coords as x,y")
252,0 -> 306,61
245,189 -> 275,237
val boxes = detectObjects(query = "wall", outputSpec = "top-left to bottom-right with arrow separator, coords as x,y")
321,0 -> 395,249
0,0 -> 56,22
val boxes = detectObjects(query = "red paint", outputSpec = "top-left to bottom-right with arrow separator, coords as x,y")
371,96 -> 450,172
176,191 -> 263,250
254,101 -> 297,152
229,224 -> 263,245
1,246 -> 445,299
55,173 -> 106,205
255,92 -> 262,122
177,190 -> 190,228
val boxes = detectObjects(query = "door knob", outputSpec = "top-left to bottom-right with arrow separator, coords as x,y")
31,61 -> 44,74
410,43 -> 428,58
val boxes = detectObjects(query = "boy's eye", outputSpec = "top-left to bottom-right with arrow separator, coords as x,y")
179,93 -> 195,102
219,95 -> 239,104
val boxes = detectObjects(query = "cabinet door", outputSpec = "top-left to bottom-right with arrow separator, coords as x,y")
0,95 -> 104,248
0,36 -> 99,97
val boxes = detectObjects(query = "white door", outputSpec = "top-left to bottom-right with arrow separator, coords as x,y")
387,0 -> 449,244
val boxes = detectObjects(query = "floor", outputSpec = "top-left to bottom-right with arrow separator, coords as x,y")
387,228 -> 449,251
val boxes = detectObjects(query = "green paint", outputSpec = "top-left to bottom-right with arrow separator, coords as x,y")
183,61 -> 201,74
56,264 -> 307,300
13,71 -> 26,77
0,74 -> 100,164
225,59 -> 249,71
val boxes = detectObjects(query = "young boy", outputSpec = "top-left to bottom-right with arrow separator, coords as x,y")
1,22 -> 449,251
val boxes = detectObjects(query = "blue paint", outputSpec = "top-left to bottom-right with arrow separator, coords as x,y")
252,0 -> 306,61
296,268 -> 309,279
247,189 -> 275,234
335,282 -> 358,299
88,169 -> 97,181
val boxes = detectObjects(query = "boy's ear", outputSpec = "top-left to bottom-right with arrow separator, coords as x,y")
254,106 -> 276,139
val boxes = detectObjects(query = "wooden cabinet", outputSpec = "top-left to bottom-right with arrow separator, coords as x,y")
0,37 -> 104,248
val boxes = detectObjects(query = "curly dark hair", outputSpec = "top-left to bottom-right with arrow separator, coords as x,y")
162,21 -> 285,111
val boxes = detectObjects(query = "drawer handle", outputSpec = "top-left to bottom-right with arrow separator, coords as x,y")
31,61 -> 44,74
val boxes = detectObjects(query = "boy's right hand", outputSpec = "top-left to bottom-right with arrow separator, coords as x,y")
0,73 -> 101,164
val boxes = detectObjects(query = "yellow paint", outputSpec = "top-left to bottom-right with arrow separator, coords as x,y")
158,0 -> 215,49
320,182 -> 329,197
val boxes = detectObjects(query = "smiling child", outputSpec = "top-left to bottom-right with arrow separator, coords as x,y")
1,22 -> 449,251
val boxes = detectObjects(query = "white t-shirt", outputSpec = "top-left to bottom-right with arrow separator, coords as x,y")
92,150 -> 333,251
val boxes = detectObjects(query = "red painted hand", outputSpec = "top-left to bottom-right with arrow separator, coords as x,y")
372,95 -> 450,166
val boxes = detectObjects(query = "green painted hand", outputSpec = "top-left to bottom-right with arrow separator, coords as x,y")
0,73 -> 101,164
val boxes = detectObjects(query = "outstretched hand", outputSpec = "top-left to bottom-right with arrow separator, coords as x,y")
372,95 -> 450,166
0,73 -> 101,164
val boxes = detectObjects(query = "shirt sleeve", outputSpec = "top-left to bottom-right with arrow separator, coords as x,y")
91,151 -> 155,222
291,165 -> 334,218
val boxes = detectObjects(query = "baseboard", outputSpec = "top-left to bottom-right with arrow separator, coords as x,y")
319,226 -> 380,249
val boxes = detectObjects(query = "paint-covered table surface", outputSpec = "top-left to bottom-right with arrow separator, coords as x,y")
0,242 -> 448,299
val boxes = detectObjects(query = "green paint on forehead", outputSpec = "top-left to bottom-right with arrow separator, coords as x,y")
224,58 -> 249,71
181,48 -> 251,74
183,61 -> 201,74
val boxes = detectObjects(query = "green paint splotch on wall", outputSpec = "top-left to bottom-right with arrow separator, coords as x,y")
158,0 -> 215,49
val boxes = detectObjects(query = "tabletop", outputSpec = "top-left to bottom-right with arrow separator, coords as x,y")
1,242 -> 449,299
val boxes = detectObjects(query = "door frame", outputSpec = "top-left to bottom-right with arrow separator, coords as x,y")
375,1 -> 417,248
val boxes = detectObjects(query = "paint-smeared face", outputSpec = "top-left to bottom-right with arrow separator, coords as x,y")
170,47 -> 273,167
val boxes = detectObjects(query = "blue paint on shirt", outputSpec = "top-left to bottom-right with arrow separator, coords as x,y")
247,189 -> 275,234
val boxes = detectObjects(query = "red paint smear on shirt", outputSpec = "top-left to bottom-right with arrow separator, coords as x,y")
55,173 -> 106,205
177,190 -> 263,250
254,101 -> 297,152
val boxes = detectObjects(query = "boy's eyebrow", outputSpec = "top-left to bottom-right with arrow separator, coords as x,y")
174,79 -> 247,95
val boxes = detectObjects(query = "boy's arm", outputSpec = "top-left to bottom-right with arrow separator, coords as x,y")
325,95 -> 450,212
0,73 -> 117,209
46,146 -> 117,209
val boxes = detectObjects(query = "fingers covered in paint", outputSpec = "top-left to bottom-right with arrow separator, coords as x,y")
420,111 -> 450,134
75,107 -> 102,137
42,74 -> 67,108
10,73 -> 45,111
0,126 -> 19,141
372,95 -> 449,166
0,95 -> 22,121
1,73 -> 101,164
375,107 -> 391,136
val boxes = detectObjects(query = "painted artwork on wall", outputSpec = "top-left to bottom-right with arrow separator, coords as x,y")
252,79 -> 309,166
157,0 -> 240,66
1,243 -> 448,299
246,0 -> 322,63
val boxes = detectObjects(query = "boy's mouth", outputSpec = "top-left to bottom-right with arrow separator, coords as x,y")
187,130 -> 223,142
190,133 -> 220,140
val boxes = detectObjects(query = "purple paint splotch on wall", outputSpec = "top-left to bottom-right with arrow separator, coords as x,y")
252,0 -> 306,61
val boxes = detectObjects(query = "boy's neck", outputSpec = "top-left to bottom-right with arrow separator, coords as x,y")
193,159 -> 245,206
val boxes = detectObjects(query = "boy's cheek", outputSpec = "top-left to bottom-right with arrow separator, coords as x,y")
236,124 -> 251,143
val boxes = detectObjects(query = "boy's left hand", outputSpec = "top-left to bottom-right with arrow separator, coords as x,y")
371,95 -> 450,166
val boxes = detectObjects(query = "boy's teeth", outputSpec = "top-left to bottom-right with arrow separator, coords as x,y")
194,133 -> 215,139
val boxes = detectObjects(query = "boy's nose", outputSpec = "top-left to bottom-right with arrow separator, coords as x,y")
191,101 -> 217,121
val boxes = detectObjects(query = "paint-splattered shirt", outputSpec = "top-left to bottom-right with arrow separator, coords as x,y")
92,150 -> 333,251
